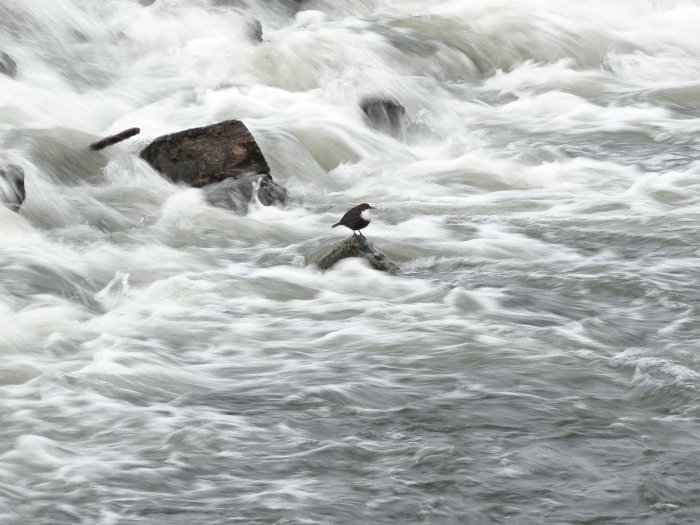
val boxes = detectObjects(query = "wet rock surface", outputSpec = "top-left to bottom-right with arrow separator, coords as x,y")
257,174 -> 289,206
140,119 -> 287,211
203,172 -> 287,214
317,235 -> 399,273
140,120 -> 270,187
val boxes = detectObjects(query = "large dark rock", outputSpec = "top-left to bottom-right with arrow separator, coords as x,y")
0,164 -> 25,212
140,120 -> 287,210
140,120 -> 269,187
317,235 -> 399,273
0,52 -> 17,78
360,96 -> 406,135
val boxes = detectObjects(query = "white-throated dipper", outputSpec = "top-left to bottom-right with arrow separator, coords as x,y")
332,203 -> 374,238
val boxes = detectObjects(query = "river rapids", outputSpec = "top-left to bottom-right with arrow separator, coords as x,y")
1,0 -> 700,523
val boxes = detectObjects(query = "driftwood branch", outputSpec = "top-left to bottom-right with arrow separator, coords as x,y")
89,127 -> 140,151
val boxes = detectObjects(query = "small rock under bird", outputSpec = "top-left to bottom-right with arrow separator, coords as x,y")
332,203 -> 374,238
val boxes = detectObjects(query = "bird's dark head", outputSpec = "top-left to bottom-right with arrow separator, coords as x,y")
359,203 -> 374,210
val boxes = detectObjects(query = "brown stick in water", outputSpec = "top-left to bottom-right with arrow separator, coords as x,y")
89,127 -> 140,151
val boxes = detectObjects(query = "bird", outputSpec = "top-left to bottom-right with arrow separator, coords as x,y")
332,203 -> 374,238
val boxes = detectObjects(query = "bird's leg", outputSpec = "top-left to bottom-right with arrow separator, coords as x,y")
359,231 -> 366,240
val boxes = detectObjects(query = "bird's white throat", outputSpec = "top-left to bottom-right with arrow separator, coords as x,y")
361,209 -> 372,221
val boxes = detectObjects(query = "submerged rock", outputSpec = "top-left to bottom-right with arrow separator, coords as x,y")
140,119 -> 287,211
360,96 -> 406,135
203,172 -> 287,214
257,173 -> 289,206
0,164 -> 25,212
317,235 -> 399,273
0,52 -> 17,78
248,19 -> 263,42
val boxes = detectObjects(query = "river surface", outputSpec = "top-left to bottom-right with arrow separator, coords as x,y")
2,1 -> 700,523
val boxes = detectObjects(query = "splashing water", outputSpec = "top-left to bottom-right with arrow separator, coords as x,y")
1,0 -> 700,523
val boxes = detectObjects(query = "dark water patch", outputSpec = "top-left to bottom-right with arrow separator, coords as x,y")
505,134 -> 700,173
0,252 -> 100,311
5,127 -> 109,186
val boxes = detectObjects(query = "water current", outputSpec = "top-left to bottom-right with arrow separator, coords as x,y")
1,0 -> 700,523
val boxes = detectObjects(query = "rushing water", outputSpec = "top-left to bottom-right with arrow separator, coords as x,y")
2,0 -> 700,523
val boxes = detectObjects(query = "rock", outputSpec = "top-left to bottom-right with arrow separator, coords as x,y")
140,120 -> 269,187
140,119 -> 287,210
0,164 -> 25,212
248,19 -> 263,42
257,174 -> 289,206
203,174 -> 256,214
317,235 -> 399,273
0,52 -> 17,78
203,172 -> 287,214
360,96 -> 406,134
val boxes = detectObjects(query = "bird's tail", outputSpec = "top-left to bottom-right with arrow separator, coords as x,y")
331,222 -> 340,228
